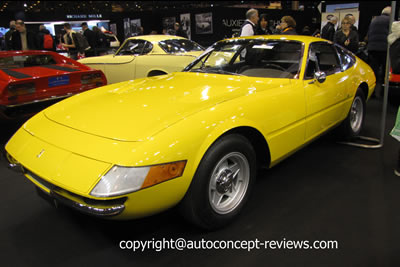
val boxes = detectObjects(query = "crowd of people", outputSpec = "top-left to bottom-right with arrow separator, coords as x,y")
239,7 -> 395,92
1,20 -> 113,59
1,6 -> 398,82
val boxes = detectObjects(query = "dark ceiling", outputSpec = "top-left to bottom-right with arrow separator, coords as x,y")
0,1 -> 318,14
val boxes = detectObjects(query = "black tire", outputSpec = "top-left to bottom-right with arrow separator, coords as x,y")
338,89 -> 366,139
179,134 -> 256,230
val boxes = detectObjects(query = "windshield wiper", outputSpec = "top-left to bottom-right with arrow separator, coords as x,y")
189,68 -> 243,76
204,69 -> 243,76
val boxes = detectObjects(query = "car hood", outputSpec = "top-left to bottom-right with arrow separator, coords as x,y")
44,72 -> 288,141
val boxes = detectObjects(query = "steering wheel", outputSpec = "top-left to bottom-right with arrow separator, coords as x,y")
264,64 -> 286,71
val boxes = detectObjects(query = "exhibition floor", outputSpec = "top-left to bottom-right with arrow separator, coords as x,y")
1,95 -> 400,267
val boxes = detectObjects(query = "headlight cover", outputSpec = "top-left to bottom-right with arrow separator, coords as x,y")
90,161 -> 186,197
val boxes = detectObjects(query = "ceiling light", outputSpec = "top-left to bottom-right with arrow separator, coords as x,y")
24,3 -> 27,7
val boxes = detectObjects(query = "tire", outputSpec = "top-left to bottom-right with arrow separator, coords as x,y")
179,134 -> 256,230
338,89 -> 366,139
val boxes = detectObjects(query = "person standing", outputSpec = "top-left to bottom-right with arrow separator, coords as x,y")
321,16 -> 338,41
240,9 -> 259,37
92,26 -> 108,55
345,14 -> 359,33
11,20 -> 36,50
174,22 -> 188,38
256,14 -> 271,35
61,23 -> 79,59
334,17 -> 359,54
279,16 -> 297,35
367,6 -> 391,88
36,24 -> 55,51
388,21 -> 400,74
81,22 -> 96,56
4,20 -> 16,50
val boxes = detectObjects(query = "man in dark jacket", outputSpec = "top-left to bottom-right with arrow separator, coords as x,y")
4,20 -> 16,50
36,25 -> 55,51
11,20 -> 36,50
367,6 -> 391,86
321,16 -> 338,41
174,23 -> 188,38
81,22 -> 96,56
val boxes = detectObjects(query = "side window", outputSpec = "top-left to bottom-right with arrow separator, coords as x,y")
335,45 -> 355,71
142,41 -> 153,54
305,48 -> 319,80
305,42 -> 341,79
117,40 -> 153,55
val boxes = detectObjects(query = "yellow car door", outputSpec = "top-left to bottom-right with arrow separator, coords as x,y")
303,42 -> 348,141
104,55 -> 136,84
134,54 -> 198,78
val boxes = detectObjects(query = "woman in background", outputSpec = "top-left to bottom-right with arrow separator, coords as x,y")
256,14 -> 271,35
334,17 -> 359,53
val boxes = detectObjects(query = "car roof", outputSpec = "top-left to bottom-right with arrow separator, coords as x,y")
223,35 -> 330,44
126,34 -> 188,42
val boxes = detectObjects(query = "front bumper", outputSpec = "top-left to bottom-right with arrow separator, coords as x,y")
4,151 -> 126,217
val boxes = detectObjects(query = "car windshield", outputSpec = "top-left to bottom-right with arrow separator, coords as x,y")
116,39 -> 153,55
184,39 -> 303,78
158,39 -> 204,54
0,54 -> 57,69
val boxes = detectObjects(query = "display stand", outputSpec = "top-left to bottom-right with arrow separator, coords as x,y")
339,1 -> 396,149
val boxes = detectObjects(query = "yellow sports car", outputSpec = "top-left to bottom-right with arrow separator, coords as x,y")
5,35 -> 375,230
78,35 -> 204,84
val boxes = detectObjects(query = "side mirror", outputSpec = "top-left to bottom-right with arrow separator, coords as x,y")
314,71 -> 326,83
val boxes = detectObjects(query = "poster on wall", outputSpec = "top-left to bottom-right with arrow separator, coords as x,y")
123,18 -> 130,39
162,17 -> 176,33
195,12 -> 213,34
320,12 -> 340,31
180,13 -> 191,39
130,19 -> 142,36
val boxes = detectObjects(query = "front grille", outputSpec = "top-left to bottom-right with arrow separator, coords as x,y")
25,169 -> 57,191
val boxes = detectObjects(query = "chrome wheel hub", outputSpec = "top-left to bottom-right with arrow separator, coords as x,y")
350,96 -> 363,133
209,152 -> 250,215
216,169 -> 234,194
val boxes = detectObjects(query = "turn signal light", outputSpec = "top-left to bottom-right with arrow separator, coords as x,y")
141,161 -> 187,189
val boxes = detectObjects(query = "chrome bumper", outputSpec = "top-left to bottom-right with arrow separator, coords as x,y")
38,188 -> 126,217
3,151 -> 126,217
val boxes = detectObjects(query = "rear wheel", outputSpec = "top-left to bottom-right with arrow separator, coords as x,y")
338,89 -> 366,139
179,134 -> 256,230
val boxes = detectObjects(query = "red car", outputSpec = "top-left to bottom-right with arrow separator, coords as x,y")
388,69 -> 400,105
0,50 -> 107,120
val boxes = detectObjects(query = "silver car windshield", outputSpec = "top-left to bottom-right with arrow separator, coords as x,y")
185,39 -> 303,78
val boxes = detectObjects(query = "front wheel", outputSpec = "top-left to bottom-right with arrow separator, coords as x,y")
338,89 -> 366,139
179,134 -> 256,230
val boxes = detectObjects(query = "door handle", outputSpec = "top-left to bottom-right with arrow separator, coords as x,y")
308,79 -> 316,84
